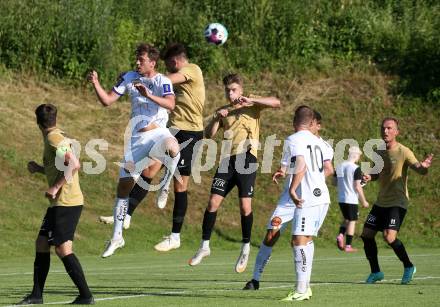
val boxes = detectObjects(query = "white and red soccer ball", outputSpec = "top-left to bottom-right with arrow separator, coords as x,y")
204,23 -> 228,45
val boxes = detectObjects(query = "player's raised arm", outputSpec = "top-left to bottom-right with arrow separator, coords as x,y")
87,70 -> 120,107
238,95 -> 280,109
410,153 -> 433,175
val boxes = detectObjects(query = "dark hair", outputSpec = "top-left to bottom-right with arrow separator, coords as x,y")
161,43 -> 187,60
382,117 -> 399,128
35,104 -> 57,128
293,105 -> 314,126
135,43 -> 160,62
223,73 -> 243,87
313,110 -> 322,124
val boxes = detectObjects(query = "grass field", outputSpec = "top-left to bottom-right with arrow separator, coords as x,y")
1,246 -> 439,306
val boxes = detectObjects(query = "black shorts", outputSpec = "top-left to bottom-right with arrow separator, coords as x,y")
339,203 -> 359,221
39,205 -> 83,246
364,205 -> 407,232
210,152 -> 257,198
174,130 -> 204,176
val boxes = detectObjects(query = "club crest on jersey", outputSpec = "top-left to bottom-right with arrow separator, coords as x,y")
313,188 -> 322,197
163,84 -> 171,93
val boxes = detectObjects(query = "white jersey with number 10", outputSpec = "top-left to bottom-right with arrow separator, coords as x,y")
280,130 -> 330,208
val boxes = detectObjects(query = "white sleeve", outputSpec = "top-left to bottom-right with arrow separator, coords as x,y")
321,139 -> 334,161
280,139 -> 292,166
160,77 -> 174,97
112,72 -> 129,96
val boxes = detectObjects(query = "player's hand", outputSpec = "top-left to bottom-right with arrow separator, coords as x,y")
362,201 -> 369,208
134,83 -> 150,98
27,161 -> 41,174
216,108 -> 229,118
87,70 -> 98,84
45,186 -> 59,200
272,170 -> 285,184
236,96 -> 254,107
290,192 -> 304,208
421,153 -> 434,168
362,174 -> 372,183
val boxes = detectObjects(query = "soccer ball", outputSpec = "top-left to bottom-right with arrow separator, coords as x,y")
204,23 -> 228,45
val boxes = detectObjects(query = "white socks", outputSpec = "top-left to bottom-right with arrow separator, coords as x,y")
252,243 -> 272,281
171,232 -> 180,241
293,245 -> 308,294
242,242 -> 250,253
306,240 -> 314,288
160,152 -> 180,192
112,198 -> 128,241
201,240 -> 210,250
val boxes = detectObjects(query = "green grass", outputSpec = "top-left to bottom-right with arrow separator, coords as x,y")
1,247 -> 439,306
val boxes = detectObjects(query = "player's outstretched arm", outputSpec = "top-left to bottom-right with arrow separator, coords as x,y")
238,96 -> 281,109
410,153 -> 433,175
87,70 -> 120,107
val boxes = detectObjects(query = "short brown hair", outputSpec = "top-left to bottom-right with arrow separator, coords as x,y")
135,43 -> 160,62
161,43 -> 187,60
223,73 -> 243,87
35,103 -> 57,128
294,105 -> 314,126
382,117 -> 399,128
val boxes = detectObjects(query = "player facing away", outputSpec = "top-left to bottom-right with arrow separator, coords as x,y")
154,43 -> 206,252
361,117 -> 433,284
19,104 -> 94,305
281,106 -> 332,301
243,109 -> 333,291
87,43 -> 181,258
334,146 -> 369,252
189,73 -> 281,272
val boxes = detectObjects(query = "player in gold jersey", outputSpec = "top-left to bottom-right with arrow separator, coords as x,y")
18,104 -> 94,305
189,73 -> 280,273
361,117 -> 433,284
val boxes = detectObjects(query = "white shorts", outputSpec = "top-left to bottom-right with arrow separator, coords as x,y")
119,128 -> 174,180
266,204 -> 296,231
292,204 -> 329,236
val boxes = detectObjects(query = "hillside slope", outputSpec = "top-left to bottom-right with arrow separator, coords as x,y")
0,66 -> 438,258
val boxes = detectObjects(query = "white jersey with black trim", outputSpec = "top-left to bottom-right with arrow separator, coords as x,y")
113,71 -> 174,132
336,161 -> 362,204
319,137 -> 334,162
279,130 -> 330,208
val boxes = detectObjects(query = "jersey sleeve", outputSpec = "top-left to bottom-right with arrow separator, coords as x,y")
280,139 -> 292,167
353,166 -> 363,181
47,133 -> 72,158
179,65 -> 199,82
160,76 -> 175,97
112,72 -> 129,96
322,140 -> 334,161
404,147 -> 419,166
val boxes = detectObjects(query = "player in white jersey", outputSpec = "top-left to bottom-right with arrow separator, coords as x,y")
334,146 -> 369,252
280,106 -> 332,301
243,109 -> 333,291
87,43 -> 181,258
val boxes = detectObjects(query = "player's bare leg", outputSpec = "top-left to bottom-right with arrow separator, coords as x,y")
189,194 -> 224,266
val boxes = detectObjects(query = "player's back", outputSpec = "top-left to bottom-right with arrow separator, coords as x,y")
336,161 -> 359,204
286,130 -> 330,207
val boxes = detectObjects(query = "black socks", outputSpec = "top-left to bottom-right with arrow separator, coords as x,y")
389,239 -> 413,268
61,254 -> 92,299
202,210 -> 217,241
172,191 -> 188,233
127,175 -> 152,216
31,252 -> 50,298
241,212 -> 253,243
362,236 -> 381,273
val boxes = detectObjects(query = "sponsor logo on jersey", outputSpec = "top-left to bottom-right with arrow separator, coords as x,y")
163,84 -> 171,93
313,188 -> 322,197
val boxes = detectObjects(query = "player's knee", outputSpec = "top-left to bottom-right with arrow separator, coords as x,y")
164,137 -> 179,158
264,230 -> 279,246
383,233 -> 396,244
